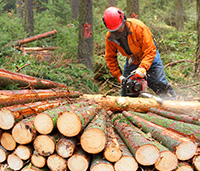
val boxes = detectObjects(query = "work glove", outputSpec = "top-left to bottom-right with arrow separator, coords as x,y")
119,75 -> 126,84
131,67 -> 146,79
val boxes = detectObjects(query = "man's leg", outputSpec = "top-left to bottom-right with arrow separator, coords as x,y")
147,50 -> 176,99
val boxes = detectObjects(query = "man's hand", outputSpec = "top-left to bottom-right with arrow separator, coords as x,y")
119,75 -> 126,83
131,68 -> 146,78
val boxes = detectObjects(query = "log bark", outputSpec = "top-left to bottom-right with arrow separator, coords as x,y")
7,153 -> 24,170
12,30 -> 57,46
0,132 -> 16,151
33,135 -> 55,157
0,68 -> 68,89
20,46 -> 59,51
68,146 -> 90,171
90,153 -> 115,171
104,120 -> 122,162
57,104 -> 99,137
129,111 -> 200,144
0,146 -> 8,163
80,109 -> 107,154
123,111 -> 198,161
114,134 -> 138,171
56,137 -> 77,158
47,154 -> 67,171
82,94 -> 160,113
82,94 -> 200,115
0,89 -> 80,107
111,113 -> 160,166
31,150 -> 46,168
14,145 -> 32,160
193,154 -> 200,171
150,108 -> 200,126
12,115 -> 36,144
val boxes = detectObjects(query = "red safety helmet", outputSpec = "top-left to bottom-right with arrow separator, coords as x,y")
102,7 -> 126,32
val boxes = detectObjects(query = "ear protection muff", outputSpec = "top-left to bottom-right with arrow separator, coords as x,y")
117,9 -> 127,21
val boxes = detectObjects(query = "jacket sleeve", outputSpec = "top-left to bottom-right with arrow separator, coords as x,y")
105,36 -> 122,80
136,25 -> 157,71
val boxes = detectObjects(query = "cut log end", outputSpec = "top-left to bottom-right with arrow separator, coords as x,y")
47,154 -> 67,171
193,155 -> 200,171
31,152 -> 46,168
34,113 -> 54,134
114,156 -> 138,171
81,128 -> 106,154
12,122 -> 33,144
15,145 -> 31,160
68,154 -> 89,171
135,144 -> 160,166
57,112 -> 82,137
155,151 -> 178,171
7,153 -> 23,171
1,132 -> 16,151
104,147 -> 122,162
56,138 -> 76,158
0,109 -> 14,130
33,135 -> 55,156
176,165 -> 194,171
91,163 -> 115,171
0,148 -> 7,163
176,141 -> 197,161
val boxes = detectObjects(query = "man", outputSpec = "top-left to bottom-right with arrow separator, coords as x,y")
102,6 -> 176,99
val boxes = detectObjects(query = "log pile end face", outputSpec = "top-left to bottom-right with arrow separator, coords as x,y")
47,154 -> 67,171
68,154 -> 89,171
0,109 -> 14,130
114,156 -> 138,171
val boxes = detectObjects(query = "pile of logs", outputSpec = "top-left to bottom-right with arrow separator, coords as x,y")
0,70 -> 199,171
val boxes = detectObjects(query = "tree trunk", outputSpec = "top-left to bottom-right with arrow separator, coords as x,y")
13,30 -> 57,46
108,0 -> 116,7
112,113 -> 160,166
25,0 -> 34,36
16,0 -> 24,20
78,0 -> 93,70
126,0 -> 139,18
114,134 -> 138,171
0,132 -> 16,151
31,151 -> 46,168
196,0 -> 200,78
68,146 -> 90,171
0,68 -> 68,89
130,111 -> 200,144
82,94 -> 160,113
57,104 -> 99,137
80,109 -> 107,154
0,89 -> 80,107
7,153 -> 24,170
175,0 -> 184,30
123,111 -> 198,161
90,153 -> 115,171
12,115 -> 36,144
150,108 -> 200,126
56,137 -> 77,158
82,94 -> 200,115
33,135 -> 55,157
47,154 -> 67,171
104,120 -> 122,162
71,0 -> 79,21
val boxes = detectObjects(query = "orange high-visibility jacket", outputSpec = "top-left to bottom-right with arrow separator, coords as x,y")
105,18 -> 157,81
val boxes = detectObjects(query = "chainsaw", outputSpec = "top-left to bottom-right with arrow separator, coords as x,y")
122,73 -> 163,104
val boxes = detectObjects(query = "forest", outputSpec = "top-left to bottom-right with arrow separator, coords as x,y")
0,0 -> 199,100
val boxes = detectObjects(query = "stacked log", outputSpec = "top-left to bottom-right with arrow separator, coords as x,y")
0,91 -> 199,170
